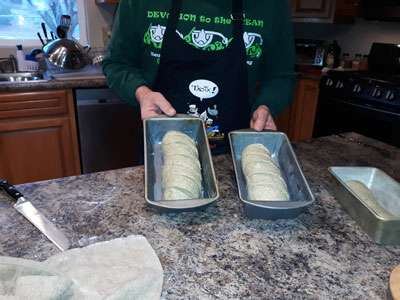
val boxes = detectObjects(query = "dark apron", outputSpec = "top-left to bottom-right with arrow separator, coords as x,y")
154,0 -> 250,154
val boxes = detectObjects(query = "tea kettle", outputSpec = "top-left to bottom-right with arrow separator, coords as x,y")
43,38 -> 91,70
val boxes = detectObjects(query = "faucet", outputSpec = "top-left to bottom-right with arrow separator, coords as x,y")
0,55 -> 18,73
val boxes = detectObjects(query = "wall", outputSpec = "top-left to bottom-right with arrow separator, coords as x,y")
84,2 -> 115,49
0,2 -> 116,58
294,18 -> 400,56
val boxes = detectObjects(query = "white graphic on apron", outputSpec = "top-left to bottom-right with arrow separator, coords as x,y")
189,79 -> 219,102
145,25 -> 264,62
191,30 -> 229,48
150,25 -> 166,43
187,104 -> 200,117
243,32 -> 263,49
207,105 -> 219,117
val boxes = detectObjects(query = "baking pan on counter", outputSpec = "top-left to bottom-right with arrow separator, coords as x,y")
329,167 -> 400,245
144,115 -> 219,212
229,130 -> 314,220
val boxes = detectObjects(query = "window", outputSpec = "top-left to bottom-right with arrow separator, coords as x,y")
0,0 -> 87,45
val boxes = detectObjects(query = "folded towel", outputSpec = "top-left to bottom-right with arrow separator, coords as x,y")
0,235 -> 164,300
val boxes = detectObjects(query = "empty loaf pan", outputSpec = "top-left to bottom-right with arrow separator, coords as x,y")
229,130 -> 315,219
144,115 -> 219,212
329,167 -> 400,245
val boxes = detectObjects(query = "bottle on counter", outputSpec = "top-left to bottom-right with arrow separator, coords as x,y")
352,53 -> 362,70
16,45 -> 25,72
325,40 -> 342,69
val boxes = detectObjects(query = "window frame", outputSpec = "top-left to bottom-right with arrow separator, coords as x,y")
0,0 -> 88,47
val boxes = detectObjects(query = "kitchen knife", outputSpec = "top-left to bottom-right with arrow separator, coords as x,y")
0,180 -> 70,251
37,32 -> 45,46
41,22 -> 49,43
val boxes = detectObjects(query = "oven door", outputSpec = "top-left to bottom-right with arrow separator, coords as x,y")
314,96 -> 400,148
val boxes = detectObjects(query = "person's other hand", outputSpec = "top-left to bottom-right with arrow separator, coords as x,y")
250,105 -> 277,131
136,86 -> 176,120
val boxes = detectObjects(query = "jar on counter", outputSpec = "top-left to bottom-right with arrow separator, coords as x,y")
352,54 -> 362,70
359,55 -> 369,71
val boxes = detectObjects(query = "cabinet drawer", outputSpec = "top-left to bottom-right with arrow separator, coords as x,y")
0,90 -> 69,119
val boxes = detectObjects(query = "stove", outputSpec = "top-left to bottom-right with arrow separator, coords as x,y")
320,71 -> 400,113
314,67 -> 400,148
314,43 -> 400,147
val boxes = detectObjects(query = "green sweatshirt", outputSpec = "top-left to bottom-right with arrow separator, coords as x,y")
103,0 -> 296,117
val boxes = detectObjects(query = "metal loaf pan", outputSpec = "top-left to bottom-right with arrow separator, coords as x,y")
229,130 -> 315,220
329,167 -> 400,245
144,115 -> 219,212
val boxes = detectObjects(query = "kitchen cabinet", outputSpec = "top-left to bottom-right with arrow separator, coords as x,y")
276,78 -> 320,142
291,0 -> 360,23
291,0 -> 335,19
0,90 -> 81,184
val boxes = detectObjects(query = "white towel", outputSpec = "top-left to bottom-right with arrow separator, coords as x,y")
0,235 -> 164,300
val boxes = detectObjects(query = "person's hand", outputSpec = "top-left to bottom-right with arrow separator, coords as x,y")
136,86 -> 176,120
250,105 -> 277,131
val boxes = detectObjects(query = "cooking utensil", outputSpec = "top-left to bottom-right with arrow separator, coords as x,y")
0,180 -> 70,251
43,38 -> 91,70
329,167 -> 400,245
144,115 -> 219,212
56,25 -> 68,39
41,22 -> 49,43
37,32 -> 45,46
229,130 -> 315,219
50,31 -> 55,40
60,15 -> 71,28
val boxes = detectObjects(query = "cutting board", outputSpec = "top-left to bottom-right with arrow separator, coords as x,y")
390,266 -> 400,300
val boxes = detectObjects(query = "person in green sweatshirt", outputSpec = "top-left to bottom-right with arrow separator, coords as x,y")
103,0 -> 295,152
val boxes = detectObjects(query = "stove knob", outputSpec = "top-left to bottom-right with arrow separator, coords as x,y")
373,88 -> 382,98
353,84 -> 362,93
386,90 -> 396,101
335,80 -> 344,89
326,78 -> 334,87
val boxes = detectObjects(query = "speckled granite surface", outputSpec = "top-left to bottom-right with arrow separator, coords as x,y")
0,77 -> 107,92
1,133 -> 399,299
0,73 -> 319,93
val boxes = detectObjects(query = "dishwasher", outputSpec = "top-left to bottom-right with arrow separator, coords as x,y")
75,88 -> 143,174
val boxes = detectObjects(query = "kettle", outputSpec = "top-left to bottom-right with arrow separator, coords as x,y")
43,38 -> 91,70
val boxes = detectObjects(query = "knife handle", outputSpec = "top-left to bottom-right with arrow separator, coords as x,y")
0,180 -> 24,202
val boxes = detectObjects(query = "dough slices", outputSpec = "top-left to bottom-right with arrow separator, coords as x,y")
162,131 -> 202,200
241,144 -> 289,201
346,180 -> 393,218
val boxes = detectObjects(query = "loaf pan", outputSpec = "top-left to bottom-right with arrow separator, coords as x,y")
229,130 -> 314,219
144,115 -> 219,212
329,167 -> 400,245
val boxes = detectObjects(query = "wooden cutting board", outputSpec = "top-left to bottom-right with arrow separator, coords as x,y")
390,266 -> 400,300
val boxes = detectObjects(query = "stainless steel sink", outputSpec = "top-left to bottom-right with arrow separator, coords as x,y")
0,72 -> 48,84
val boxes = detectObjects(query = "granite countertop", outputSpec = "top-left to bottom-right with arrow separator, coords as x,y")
0,77 -> 107,92
0,74 -> 321,93
1,133 -> 399,299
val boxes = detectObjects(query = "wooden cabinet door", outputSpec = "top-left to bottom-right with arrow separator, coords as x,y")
276,79 -> 320,142
335,0 -> 360,17
289,79 -> 320,142
0,90 -> 80,184
292,0 -> 335,19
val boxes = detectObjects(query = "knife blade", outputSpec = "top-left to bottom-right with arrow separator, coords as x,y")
0,180 -> 70,251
